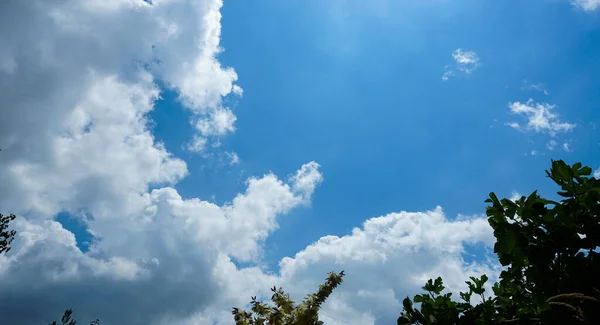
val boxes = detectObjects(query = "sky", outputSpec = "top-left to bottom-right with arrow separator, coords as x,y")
0,0 -> 599,324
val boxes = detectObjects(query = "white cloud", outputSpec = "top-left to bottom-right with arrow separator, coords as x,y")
289,161 -> 324,201
563,142 -> 571,152
442,49 -> 480,81
573,0 -> 600,11
452,49 -> 480,72
0,0 -> 248,217
547,140 -> 557,151
232,84 -> 244,97
195,107 -> 237,138
179,207 -> 500,325
507,99 -> 575,136
594,169 -> 600,178
225,151 -> 240,166
0,162 -> 323,324
187,135 -> 208,153
0,1 -> 501,324
521,80 -> 548,95
509,191 -> 522,202
273,207 -> 498,325
441,68 -> 455,81
0,0 -> 242,322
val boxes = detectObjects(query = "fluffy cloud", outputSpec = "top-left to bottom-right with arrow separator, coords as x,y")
0,0 -> 240,161
0,161 -> 323,324
0,0 -> 501,324
273,208 -> 498,325
507,99 -> 575,136
1,0 -> 240,323
289,161 -> 324,200
182,207 -> 499,325
442,49 -> 480,81
573,0 -> 600,11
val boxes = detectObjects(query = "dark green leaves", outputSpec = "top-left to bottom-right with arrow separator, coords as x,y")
397,160 -> 600,325
423,277 -> 445,295
466,275 -> 488,296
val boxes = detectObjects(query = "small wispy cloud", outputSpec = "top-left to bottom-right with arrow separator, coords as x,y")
187,135 -> 208,153
441,69 -> 455,81
573,0 -> 600,11
546,140 -> 557,151
453,49 -> 480,72
521,80 -> 548,95
442,48 -> 480,81
225,151 -> 240,166
506,99 -> 575,136
509,191 -> 522,202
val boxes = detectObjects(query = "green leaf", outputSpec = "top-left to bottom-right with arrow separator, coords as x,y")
557,191 -> 572,198
397,316 -> 412,325
580,166 -> 592,176
402,297 -> 414,313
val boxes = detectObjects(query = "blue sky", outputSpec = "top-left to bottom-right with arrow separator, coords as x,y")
147,0 -> 600,268
1,0 -> 600,324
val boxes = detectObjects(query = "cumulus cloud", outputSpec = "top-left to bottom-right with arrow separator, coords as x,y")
0,0 -> 501,324
506,99 -> 575,136
289,161 -> 324,201
573,0 -> 600,11
0,161 -> 323,324
0,0 -> 242,218
177,207 -> 500,325
0,0 -> 241,160
442,49 -> 480,81
273,207 -> 498,325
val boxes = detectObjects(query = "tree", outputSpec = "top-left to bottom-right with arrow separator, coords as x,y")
398,160 -> 600,325
232,271 -> 345,325
0,212 -> 16,254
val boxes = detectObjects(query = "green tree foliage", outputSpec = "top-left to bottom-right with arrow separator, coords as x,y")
232,271 -> 345,325
398,160 -> 600,325
0,212 -> 16,254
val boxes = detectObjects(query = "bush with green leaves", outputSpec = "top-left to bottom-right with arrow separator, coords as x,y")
398,160 -> 600,325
